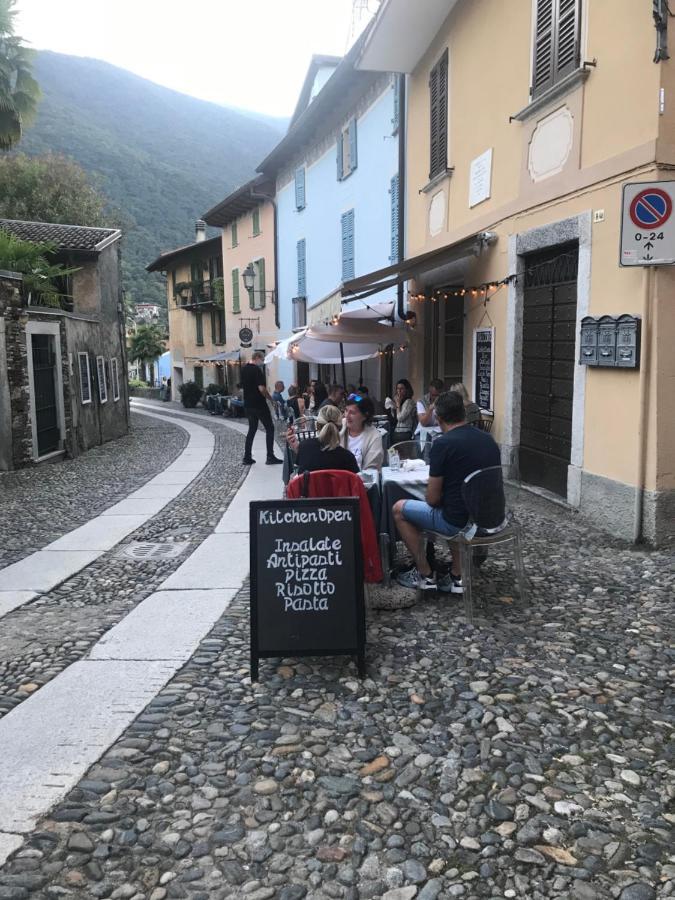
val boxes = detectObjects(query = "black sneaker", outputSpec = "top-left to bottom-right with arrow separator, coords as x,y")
266,456 -> 283,465
437,571 -> 463,594
242,457 -> 256,465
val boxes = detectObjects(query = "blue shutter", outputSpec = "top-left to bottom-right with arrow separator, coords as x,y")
341,210 -> 355,281
390,174 -> 400,262
336,134 -> 344,181
295,168 -> 306,210
348,118 -> 357,173
297,239 -> 306,296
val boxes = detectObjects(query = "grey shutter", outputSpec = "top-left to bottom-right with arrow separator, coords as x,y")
336,134 -> 344,180
556,0 -> 581,80
348,118 -> 358,173
341,210 -> 355,281
297,239 -> 306,296
295,168 -> 306,209
429,50 -> 448,180
532,0 -> 555,96
257,258 -> 266,309
392,75 -> 400,132
390,174 -> 400,263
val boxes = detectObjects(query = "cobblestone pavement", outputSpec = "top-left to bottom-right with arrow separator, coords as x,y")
1,489 -> 671,900
0,415 -> 246,724
0,414 -> 188,569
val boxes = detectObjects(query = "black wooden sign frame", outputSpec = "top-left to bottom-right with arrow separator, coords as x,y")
249,497 -> 366,680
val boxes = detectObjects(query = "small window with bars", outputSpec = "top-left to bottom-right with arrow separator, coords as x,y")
78,352 -> 91,404
96,355 -> 107,403
111,357 -> 120,401
531,0 -> 582,99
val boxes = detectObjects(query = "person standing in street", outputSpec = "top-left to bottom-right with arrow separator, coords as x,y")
241,351 -> 282,466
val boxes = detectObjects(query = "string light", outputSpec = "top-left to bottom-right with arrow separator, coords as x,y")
408,273 -> 517,303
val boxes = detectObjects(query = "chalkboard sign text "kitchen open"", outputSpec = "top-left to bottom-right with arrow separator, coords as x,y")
249,498 -> 365,680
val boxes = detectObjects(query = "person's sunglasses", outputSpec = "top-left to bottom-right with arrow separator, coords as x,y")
346,393 -> 364,402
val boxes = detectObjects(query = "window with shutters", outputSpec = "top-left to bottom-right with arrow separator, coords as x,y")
295,168 -> 306,210
111,358 -> 120,401
250,258 -> 266,310
214,309 -> 225,344
193,365 -> 204,389
231,221 -> 238,248
96,356 -> 107,403
292,297 -> 307,329
232,268 -> 240,313
531,0 -> 582,99
390,174 -> 400,263
429,50 -> 449,181
78,352 -> 91,405
252,207 -> 261,236
341,209 -> 355,281
297,239 -> 306,297
337,118 -> 358,180
195,311 -> 204,346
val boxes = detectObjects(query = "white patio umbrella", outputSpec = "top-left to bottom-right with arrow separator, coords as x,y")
265,330 -> 383,366
340,299 -> 395,321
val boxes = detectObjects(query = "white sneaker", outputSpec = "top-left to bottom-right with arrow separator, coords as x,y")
396,568 -> 436,590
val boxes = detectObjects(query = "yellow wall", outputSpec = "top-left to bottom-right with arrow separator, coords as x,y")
221,200 -> 279,382
403,0 -> 673,497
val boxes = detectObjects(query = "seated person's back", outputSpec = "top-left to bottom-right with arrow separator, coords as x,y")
293,404 -> 359,474
431,418 -> 501,528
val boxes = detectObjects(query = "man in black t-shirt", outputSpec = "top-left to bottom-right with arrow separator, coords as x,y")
241,351 -> 282,466
393,390 -> 501,594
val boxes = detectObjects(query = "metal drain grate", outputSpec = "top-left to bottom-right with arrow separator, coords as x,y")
116,541 -> 191,561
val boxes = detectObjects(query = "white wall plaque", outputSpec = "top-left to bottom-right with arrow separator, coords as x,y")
469,148 -> 492,208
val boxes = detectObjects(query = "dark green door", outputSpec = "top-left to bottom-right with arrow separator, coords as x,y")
31,334 -> 60,456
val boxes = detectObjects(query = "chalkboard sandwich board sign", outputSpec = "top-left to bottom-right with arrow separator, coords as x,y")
473,326 -> 495,414
249,498 -> 366,680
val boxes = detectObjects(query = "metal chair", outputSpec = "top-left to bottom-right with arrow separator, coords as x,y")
294,415 -> 318,442
388,439 -> 424,462
420,465 -> 526,623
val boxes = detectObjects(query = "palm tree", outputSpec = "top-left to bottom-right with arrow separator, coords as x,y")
128,323 -> 166,386
0,0 -> 41,150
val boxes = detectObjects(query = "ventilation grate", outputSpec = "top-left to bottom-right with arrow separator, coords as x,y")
116,541 -> 191,561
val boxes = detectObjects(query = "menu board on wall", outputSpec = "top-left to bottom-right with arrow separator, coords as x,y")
473,327 -> 495,413
249,498 -> 365,680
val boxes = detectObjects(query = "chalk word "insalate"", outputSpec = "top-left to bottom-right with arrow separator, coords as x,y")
259,508 -> 352,525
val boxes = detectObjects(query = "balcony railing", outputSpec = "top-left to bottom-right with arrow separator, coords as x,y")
174,280 -> 220,310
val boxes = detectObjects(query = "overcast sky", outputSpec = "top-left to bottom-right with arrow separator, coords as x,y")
15,0 -> 379,118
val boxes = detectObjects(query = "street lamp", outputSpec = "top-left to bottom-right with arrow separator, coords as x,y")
241,262 -> 276,302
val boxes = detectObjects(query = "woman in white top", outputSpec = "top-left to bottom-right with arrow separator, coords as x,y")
341,394 -> 385,470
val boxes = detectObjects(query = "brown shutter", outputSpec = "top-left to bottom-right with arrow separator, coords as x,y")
429,49 -> 448,180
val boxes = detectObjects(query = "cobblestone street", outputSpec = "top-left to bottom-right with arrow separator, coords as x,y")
0,404 -> 672,900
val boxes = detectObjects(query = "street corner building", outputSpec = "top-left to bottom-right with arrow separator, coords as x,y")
0,219 -> 129,471
352,0 -> 675,547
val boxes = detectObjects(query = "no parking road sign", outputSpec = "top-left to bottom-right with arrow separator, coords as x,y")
621,181 -> 675,266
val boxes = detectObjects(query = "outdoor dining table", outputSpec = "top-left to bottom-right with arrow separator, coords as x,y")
379,463 -> 430,576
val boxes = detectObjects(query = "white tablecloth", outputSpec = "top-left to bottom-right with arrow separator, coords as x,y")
381,465 -> 429,502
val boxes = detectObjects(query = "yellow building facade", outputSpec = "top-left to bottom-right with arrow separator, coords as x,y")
203,177 -> 280,386
147,228 -> 227,396
358,0 -> 675,544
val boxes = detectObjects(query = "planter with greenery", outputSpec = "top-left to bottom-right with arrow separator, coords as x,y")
178,380 -> 202,409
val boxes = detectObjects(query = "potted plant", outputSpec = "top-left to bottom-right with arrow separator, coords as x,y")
178,380 -> 202,409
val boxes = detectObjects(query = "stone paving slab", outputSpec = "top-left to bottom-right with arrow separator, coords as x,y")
0,591 -> 37,618
0,658 -> 178,834
47,515 -> 149,552
0,550 -> 103,592
124,483 -> 185,501
160,532 -> 250,590
0,834 -> 22,869
99,498 -> 169,517
89,589 -> 237,661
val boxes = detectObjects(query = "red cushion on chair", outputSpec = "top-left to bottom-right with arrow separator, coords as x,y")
287,470 -> 383,583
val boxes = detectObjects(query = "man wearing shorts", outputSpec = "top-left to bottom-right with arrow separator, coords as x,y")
393,390 -> 500,594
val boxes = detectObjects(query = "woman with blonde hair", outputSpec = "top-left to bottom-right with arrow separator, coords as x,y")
450,382 -> 481,426
286,403 -> 359,473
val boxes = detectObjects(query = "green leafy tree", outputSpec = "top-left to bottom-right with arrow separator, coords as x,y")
128,323 -> 165,385
0,153 -> 109,225
0,228 -> 78,307
0,0 -> 41,150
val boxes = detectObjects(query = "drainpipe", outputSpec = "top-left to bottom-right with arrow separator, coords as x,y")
250,191 -> 280,328
633,265 -> 653,544
396,73 -> 407,322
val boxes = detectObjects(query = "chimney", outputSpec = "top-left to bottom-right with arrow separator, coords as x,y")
195,219 -> 206,242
